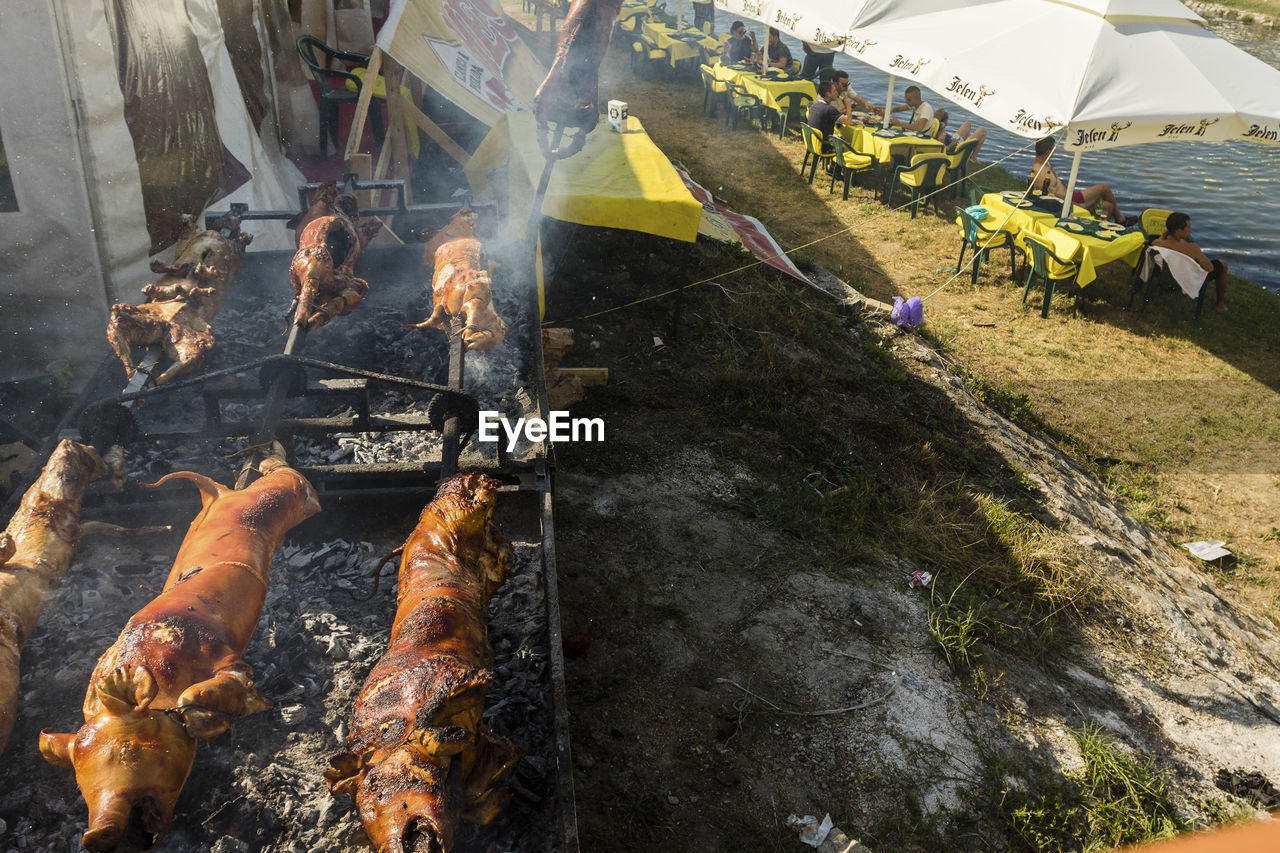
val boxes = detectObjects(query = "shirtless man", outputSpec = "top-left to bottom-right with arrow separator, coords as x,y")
1029,137 -> 1134,225
1153,211 -> 1229,312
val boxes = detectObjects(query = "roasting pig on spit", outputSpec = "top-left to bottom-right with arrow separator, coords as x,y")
326,472 -> 520,853
106,214 -> 252,387
411,209 -> 509,351
40,448 -> 319,852
289,182 -> 382,331
533,0 -> 624,158
0,440 -> 108,756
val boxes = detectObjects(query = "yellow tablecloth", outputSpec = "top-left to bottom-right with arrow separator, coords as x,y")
979,193 -> 1144,286
978,192 -> 1089,240
711,63 -> 816,112
642,21 -> 719,66
840,125 -> 944,162
464,111 -> 701,243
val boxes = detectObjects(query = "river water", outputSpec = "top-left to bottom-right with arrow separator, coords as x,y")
814,19 -> 1280,291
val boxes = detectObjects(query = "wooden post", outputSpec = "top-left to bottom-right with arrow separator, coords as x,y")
343,46 -> 383,167
400,97 -> 471,166
384,58 -> 412,206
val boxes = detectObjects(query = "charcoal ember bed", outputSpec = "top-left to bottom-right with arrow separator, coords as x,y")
0,503 -> 557,852
0,234 -> 563,851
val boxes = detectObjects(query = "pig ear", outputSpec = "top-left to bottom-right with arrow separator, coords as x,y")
38,729 -> 75,768
324,748 -> 373,795
0,532 -> 14,567
97,666 -> 158,714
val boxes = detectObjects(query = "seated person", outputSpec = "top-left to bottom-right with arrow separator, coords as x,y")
934,109 -> 986,156
1152,211 -> 1228,312
800,42 -> 835,79
806,80 -> 853,153
1029,137 -> 1134,225
887,86 -> 933,132
721,21 -> 756,64
833,70 -> 877,114
765,27 -> 792,70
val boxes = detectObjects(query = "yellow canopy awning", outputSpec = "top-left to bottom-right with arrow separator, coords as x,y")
464,111 -> 702,242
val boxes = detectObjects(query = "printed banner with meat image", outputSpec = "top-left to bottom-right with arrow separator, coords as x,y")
377,0 -> 547,125
671,162 -> 813,285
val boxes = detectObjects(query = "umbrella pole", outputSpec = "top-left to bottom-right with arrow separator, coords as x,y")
1061,149 -> 1083,219
676,0 -> 682,28
882,74 -> 895,128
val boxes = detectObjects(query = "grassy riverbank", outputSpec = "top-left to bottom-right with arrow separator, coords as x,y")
601,52 -> 1280,615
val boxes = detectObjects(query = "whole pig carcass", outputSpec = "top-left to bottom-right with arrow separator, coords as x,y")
39,453 -> 320,852
410,210 -> 508,351
0,440 -> 107,756
326,472 -> 520,853
106,214 -> 252,386
289,182 -> 382,331
533,0 -> 624,157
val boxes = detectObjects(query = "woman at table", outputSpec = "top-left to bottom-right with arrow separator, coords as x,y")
933,109 -> 986,157
721,21 -> 755,64
1029,137 -> 1135,226
1153,211 -> 1229,312
807,80 -> 854,153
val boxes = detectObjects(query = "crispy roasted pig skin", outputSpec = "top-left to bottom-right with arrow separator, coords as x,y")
326,472 -> 520,853
412,210 -> 508,351
289,182 -> 382,331
533,0 -> 624,151
106,214 -> 252,386
39,458 -> 320,852
0,440 -> 106,756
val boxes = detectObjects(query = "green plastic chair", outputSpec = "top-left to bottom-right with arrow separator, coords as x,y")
798,123 -> 834,183
889,153 -> 950,218
699,64 -> 728,116
726,82 -> 764,130
1126,244 -> 1207,323
955,207 -> 1017,284
828,135 -> 874,200
631,34 -> 668,76
768,91 -> 813,139
1020,230 -> 1080,318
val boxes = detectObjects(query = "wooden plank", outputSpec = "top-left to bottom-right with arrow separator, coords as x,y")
350,152 -> 373,209
343,46 -> 383,165
384,59 -> 412,206
401,95 -> 470,166
557,368 -> 608,386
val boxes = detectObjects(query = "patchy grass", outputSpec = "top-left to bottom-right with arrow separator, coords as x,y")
999,724 -> 1185,852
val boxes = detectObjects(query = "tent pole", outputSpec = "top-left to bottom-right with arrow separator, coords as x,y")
882,74 -> 895,128
676,0 -> 683,28
1061,148 -> 1082,219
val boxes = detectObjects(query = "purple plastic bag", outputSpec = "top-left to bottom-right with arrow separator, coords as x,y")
891,296 -> 925,330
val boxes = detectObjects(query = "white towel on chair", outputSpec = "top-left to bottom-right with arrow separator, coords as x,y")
1148,245 -> 1209,299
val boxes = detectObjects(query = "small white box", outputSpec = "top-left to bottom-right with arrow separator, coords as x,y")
608,100 -> 629,132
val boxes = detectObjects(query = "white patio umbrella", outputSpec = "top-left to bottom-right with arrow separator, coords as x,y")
713,0 -> 997,123
823,0 -> 1280,213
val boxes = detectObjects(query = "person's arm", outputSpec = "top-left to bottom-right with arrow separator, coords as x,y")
1185,242 -> 1214,272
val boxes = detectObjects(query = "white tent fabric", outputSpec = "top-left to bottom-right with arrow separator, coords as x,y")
1,0 -> 306,383
812,0 -> 1280,151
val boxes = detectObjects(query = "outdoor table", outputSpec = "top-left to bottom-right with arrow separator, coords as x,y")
979,192 -> 1143,286
838,125 -> 944,202
1039,218 -> 1145,286
978,191 -> 1090,240
642,21 -> 719,67
712,62 -> 817,113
